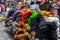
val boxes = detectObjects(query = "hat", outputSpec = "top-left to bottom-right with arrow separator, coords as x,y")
18,2 -> 22,5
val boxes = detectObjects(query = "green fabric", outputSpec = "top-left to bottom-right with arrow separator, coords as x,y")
32,10 -> 37,14
38,11 -> 43,16
28,11 -> 43,26
28,11 -> 38,26
58,17 -> 60,21
30,13 -> 38,19
28,11 -> 48,26
30,10 -> 38,19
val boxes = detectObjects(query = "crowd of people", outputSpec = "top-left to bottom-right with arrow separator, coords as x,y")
0,0 -> 59,17
0,0 -> 60,40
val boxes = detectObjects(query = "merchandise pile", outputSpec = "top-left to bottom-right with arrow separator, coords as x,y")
5,9 -> 59,40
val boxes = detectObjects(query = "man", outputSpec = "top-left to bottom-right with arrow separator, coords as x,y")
30,1 -> 40,11
39,0 -> 47,10
25,1 -> 30,8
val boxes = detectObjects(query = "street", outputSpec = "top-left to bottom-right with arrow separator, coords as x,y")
0,21 -> 14,40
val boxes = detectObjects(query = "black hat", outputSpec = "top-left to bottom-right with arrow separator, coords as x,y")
36,1 -> 41,4
31,1 -> 34,5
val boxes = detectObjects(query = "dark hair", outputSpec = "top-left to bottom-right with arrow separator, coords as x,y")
31,1 -> 34,5
36,1 -> 41,4
45,1 -> 49,5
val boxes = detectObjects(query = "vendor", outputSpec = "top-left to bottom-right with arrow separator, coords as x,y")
25,1 -> 30,8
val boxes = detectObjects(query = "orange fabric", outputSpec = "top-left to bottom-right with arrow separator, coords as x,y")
42,11 -> 47,16
47,12 -> 56,17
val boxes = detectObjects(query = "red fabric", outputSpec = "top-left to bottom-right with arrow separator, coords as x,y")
21,10 -> 32,23
14,12 -> 20,16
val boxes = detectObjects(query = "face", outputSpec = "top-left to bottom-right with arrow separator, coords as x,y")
16,2 -> 22,9
16,5 -> 21,9
25,2 -> 30,5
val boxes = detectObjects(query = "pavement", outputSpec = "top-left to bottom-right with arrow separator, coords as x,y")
0,21 -> 14,40
58,39 -> 60,40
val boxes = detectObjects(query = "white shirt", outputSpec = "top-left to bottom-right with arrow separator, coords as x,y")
30,4 -> 39,10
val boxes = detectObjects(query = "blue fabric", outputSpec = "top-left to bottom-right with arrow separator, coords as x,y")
12,9 -> 19,20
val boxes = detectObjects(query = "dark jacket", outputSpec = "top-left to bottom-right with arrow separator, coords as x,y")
39,4 -> 47,10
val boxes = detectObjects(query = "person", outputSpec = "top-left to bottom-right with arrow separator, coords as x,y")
30,1 -> 40,11
12,2 -> 24,21
39,0 -> 47,10
36,1 -> 41,11
16,2 -> 22,10
25,1 -> 30,8
30,1 -> 35,10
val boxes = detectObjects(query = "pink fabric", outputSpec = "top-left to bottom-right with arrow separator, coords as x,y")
40,0 -> 45,3
0,4 -> 5,12
58,1 -> 60,7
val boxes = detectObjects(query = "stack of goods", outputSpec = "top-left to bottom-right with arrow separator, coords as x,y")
14,22 -> 36,40
5,8 -> 59,40
28,10 -> 56,26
